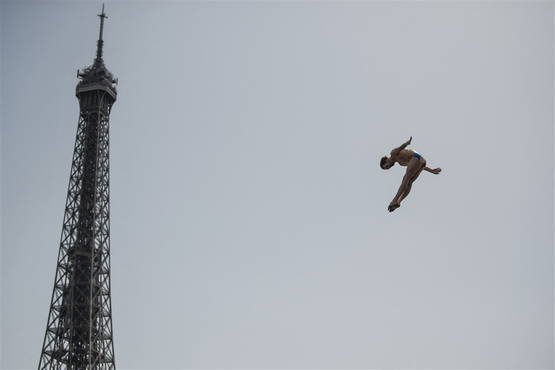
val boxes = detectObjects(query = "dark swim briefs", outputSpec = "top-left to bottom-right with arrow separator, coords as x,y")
412,153 -> 422,159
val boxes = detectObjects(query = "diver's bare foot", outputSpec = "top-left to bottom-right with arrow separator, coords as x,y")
388,203 -> 400,212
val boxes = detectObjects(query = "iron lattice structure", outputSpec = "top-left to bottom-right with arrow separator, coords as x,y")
39,6 -> 118,370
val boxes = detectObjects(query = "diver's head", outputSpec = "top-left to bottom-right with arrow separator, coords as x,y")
380,156 -> 393,170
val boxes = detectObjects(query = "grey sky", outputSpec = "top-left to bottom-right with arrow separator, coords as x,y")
1,1 -> 553,369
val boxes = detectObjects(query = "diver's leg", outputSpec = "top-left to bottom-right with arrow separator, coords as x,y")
397,183 -> 412,205
397,169 -> 422,204
397,159 -> 425,204
389,173 -> 411,211
388,159 -> 422,211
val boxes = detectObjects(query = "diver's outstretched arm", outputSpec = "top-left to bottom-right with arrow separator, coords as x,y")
391,136 -> 412,156
423,166 -> 441,175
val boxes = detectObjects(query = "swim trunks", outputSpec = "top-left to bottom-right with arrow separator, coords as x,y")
412,153 -> 422,159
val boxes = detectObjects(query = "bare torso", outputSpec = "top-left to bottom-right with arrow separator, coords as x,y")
391,149 -> 420,166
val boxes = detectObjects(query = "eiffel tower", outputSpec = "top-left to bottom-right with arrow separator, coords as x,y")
38,5 -> 117,369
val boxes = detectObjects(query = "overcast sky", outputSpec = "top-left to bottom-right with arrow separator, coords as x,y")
1,1 -> 553,369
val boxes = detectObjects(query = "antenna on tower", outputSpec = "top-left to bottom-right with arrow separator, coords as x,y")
95,3 -> 108,64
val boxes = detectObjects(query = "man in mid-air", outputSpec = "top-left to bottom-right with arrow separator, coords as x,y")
380,137 -> 441,212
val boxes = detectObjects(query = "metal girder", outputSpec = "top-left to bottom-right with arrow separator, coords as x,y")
38,88 -> 116,370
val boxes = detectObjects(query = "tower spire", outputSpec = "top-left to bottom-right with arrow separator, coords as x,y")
95,4 -> 107,64
78,3 -> 117,92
